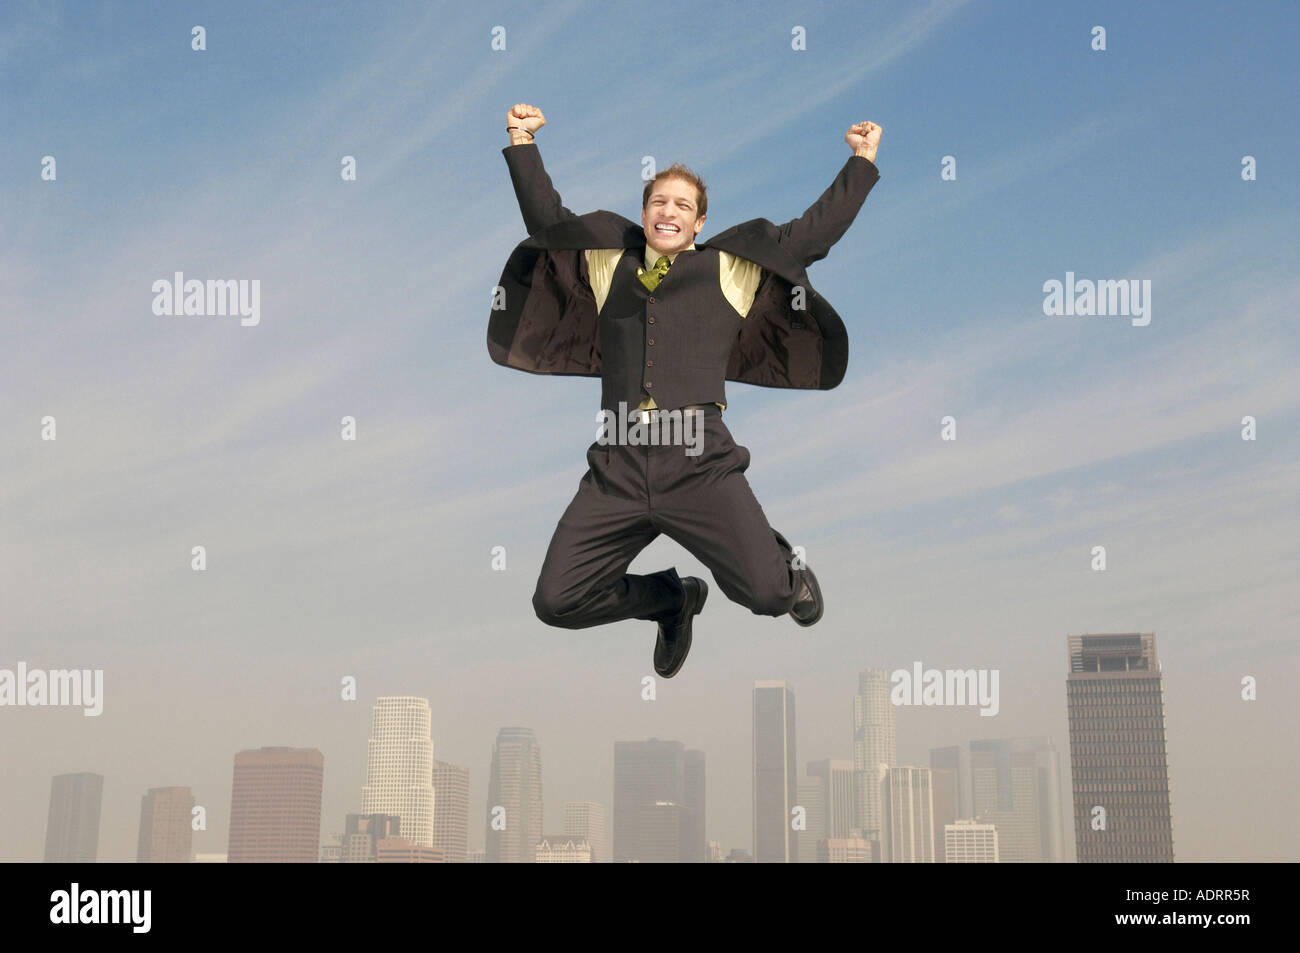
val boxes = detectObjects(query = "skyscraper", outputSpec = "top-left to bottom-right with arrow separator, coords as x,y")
227,747 -> 324,863
137,786 -> 194,863
971,739 -> 1042,863
807,758 -> 856,839
361,696 -> 435,848
613,739 -> 705,863
325,813 -> 401,863
43,772 -> 103,863
433,760 -> 470,863
486,727 -> 543,863
753,680 -> 797,863
853,668 -> 895,846
1066,633 -> 1175,862
564,801 -> 606,864
930,764 -> 958,863
796,775 -> 826,864
881,766 -> 934,862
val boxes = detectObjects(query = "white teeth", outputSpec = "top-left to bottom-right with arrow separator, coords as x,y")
655,224 -> 679,232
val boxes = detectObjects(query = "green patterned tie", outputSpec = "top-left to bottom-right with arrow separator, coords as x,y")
639,255 -> 671,291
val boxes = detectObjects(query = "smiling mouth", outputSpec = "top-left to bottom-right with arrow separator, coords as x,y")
654,223 -> 681,234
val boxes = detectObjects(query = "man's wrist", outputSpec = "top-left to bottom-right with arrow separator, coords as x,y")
853,148 -> 877,162
509,135 -> 535,146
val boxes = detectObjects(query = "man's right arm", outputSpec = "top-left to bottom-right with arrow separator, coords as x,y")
502,102 -> 578,236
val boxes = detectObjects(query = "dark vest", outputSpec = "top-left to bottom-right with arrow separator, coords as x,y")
598,248 -> 739,413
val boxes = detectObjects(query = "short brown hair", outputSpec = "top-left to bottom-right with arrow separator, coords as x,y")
643,163 -> 707,219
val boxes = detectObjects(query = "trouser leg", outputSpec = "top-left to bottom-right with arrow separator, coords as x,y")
532,442 -> 684,629
649,416 -> 800,616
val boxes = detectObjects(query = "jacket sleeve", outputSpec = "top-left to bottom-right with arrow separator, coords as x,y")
774,155 -> 881,268
501,144 -> 581,237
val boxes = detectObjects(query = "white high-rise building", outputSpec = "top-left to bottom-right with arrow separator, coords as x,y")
882,766 -> 934,862
945,819 -> 999,862
853,669 -> 896,844
361,697 -> 435,847
564,801 -> 607,863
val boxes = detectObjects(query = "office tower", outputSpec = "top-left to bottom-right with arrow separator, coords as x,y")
970,739 -> 1041,862
564,801 -> 606,863
796,776 -> 826,864
193,853 -> 226,863
613,739 -> 705,863
706,840 -> 723,863
945,819 -> 999,862
881,766 -> 934,862
534,835 -> 593,863
227,747 -> 324,863
324,813 -> 401,863
433,760 -> 470,863
753,680 -> 797,863
817,837 -> 877,863
930,766 -> 958,863
43,772 -> 103,863
1066,633 -> 1175,862
1007,736 -> 1066,862
807,759 -> 856,839
485,727 -> 543,863
361,697 -> 435,848
467,849 -> 485,863
930,744 -> 972,862
136,786 -> 194,863
853,668 -> 895,845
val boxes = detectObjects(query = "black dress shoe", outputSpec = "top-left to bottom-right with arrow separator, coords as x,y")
654,577 -> 708,678
789,565 -> 823,627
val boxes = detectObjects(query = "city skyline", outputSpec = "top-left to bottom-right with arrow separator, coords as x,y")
21,640 -> 1186,861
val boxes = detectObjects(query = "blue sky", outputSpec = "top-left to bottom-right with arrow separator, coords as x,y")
2,0 -> 1297,862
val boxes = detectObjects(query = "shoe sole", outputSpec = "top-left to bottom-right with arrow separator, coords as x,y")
791,569 -> 822,627
658,579 -> 708,678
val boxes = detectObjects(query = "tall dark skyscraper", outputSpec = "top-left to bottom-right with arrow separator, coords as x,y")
485,727 -> 543,863
227,747 -> 324,863
613,739 -> 705,862
753,680 -> 797,863
1066,633 -> 1175,862
137,786 -> 195,863
43,772 -> 103,862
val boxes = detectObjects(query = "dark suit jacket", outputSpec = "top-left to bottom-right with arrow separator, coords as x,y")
487,144 -> 880,392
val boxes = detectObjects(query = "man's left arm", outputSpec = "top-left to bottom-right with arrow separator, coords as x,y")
775,121 -> 883,268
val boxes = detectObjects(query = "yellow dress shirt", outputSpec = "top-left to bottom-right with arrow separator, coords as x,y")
583,243 -> 763,411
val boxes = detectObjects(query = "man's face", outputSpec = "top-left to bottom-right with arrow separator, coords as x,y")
642,176 -> 705,255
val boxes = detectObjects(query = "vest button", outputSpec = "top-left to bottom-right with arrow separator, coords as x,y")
647,316 -> 656,324
648,296 -> 656,303
645,381 -> 653,388
647,338 -> 655,345
646,360 -> 655,367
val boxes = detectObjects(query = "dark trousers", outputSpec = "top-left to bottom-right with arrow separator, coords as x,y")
532,410 -> 801,628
